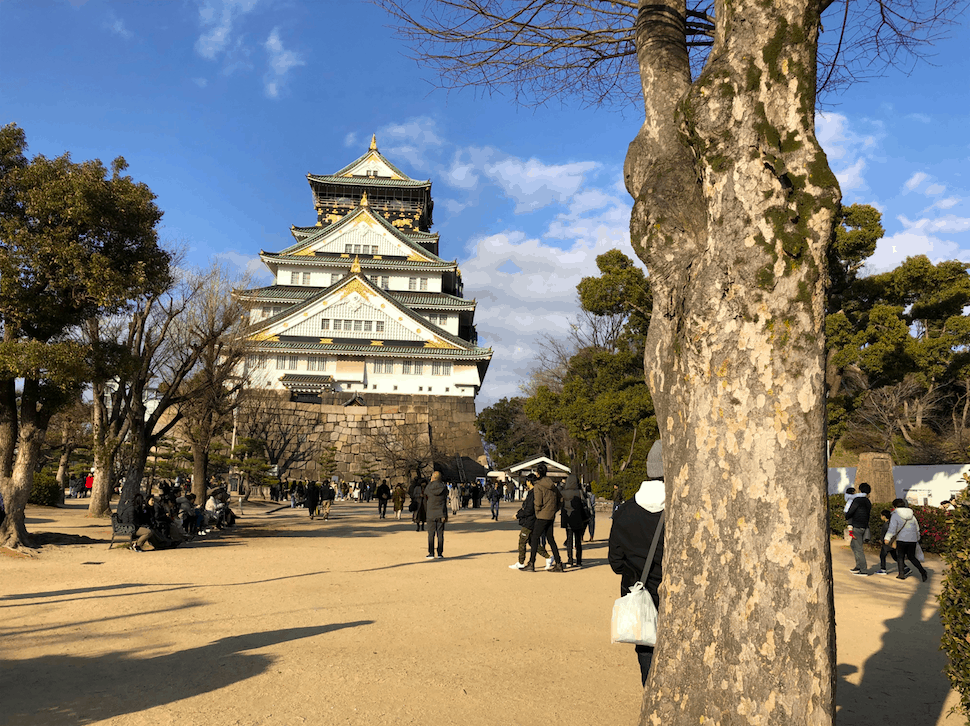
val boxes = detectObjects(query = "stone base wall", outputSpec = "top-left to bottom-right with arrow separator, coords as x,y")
239,391 -> 482,483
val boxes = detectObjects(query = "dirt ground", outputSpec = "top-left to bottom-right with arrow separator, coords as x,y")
0,498 -> 962,726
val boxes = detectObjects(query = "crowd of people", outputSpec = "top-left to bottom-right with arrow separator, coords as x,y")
843,483 -> 930,580
125,480 -> 238,552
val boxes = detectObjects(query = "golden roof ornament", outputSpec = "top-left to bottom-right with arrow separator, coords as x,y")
359,191 -> 369,208
350,256 -> 362,274
369,134 -> 377,151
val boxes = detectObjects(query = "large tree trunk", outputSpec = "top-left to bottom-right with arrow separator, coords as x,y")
0,380 -> 53,550
628,1 -> 838,723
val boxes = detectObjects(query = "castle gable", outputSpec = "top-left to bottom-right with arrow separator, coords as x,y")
280,206 -> 442,263
247,273 -> 465,351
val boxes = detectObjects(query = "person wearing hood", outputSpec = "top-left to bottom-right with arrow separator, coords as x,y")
609,474 -> 665,686
884,498 -> 928,581
560,474 -> 589,567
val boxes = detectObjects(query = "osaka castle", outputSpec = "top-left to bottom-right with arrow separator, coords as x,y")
236,136 -> 492,403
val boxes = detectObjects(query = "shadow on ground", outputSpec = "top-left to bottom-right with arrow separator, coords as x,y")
0,622 -> 372,725
836,568 -> 950,725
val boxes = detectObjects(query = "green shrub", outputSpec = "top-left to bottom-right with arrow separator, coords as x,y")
28,467 -> 62,506
606,467 -> 649,501
940,490 -> 970,720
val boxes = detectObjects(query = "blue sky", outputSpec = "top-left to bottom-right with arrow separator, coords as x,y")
2,1 -> 969,409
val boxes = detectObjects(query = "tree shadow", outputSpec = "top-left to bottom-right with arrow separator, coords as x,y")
836,568 -> 951,725
0,622 -> 373,725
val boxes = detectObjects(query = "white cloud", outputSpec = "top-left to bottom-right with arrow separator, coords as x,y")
377,117 -> 445,173
106,14 -> 133,39
834,158 -> 867,192
904,172 -> 928,192
216,250 -> 272,281
195,0 -> 259,60
262,27 -> 304,99
192,77 -> 208,88
817,112 -> 850,160
899,214 -> 970,234
934,197 -> 960,210
925,183 -> 946,196
484,158 -> 599,212
344,132 -> 358,148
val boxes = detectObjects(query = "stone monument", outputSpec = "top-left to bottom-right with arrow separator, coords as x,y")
854,452 -> 895,503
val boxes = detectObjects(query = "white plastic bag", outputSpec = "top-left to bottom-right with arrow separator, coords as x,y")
610,581 -> 658,646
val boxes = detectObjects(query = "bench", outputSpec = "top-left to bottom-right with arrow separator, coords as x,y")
109,513 -> 137,549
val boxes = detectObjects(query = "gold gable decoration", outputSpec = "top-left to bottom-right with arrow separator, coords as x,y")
369,134 -> 377,151
249,331 -> 280,343
350,256 -> 362,274
359,191 -> 370,208
337,277 -> 376,301
424,337 -> 459,350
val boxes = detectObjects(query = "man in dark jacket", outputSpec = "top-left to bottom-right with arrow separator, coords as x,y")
560,474 -> 589,567
520,463 -> 564,572
510,478 -> 550,569
425,471 -> 448,559
845,482 -> 873,575
376,479 -> 391,519
609,477 -> 665,686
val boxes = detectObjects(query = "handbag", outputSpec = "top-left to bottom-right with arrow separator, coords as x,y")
611,510 -> 665,646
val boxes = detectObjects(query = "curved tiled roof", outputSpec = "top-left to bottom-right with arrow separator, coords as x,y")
260,252 -> 456,271
307,173 -> 431,189
237,285 -> 475,311
249,338 -> 492,360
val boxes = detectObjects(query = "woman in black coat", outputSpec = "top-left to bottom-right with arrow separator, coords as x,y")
560,474 -> 588,567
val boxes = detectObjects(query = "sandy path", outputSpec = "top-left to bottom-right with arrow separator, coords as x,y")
0,499 -> 961,726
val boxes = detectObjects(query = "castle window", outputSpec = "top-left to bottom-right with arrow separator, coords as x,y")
375,321 -> 385,333
371,246 -> 379,255
308,356 -> 326,371
302,272 -> 311,285
290,271 -> 299,285
344,319 -> 353,330
420,277 -> 428,291
321,319 -> 330,330
364,321 -> 373,332
413,362 -> 424,375
438,315 -> 448,326
381,276 -> 389,289
247,354 -> 266,369
331,273 -> 341,285
408,277 -> 417,291
402,361 -> 412,375
345,244 -> 352,254
354,244 -> 361,254
353,320 -> 363,332
272,306 -> 284,316
261,307 -> 271,319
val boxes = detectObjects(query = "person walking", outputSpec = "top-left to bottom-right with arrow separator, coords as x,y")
585,484 -> 597,541
449,482 -> 461,516
320,481 -> 335,520
425,471 -> 448,559
611,483 -> 624,515
519,463 -> 564,573
392,482 -> 407,520
884,498 -> 928,582
376,479 -> 391,519
510,479 -> 550,569
846,482 -> 873,575
305,481 -> 320,520
487,482 -> 502,521
410,478 -> 427,532
609,476 -> 666,686
560,474 -> 589,567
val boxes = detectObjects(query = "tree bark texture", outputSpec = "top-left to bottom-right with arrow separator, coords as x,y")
626,1 -> 838,724
0,380 -> 52,549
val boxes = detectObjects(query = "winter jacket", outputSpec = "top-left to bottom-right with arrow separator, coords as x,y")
533,476 -> 561,521
608,498 -> 664,607
845,494 -> 872,531
560,475 -> 588,532
885,507 -> 920,543
425,478 -> 448,520
516,489 -> 538,530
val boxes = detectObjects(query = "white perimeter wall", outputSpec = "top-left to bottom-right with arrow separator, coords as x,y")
828,465 -> 970,505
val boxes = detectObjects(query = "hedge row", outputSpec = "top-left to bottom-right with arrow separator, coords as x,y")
940,490 -> 970,719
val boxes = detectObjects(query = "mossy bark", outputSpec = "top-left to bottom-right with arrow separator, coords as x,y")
626,1 -> 839,723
